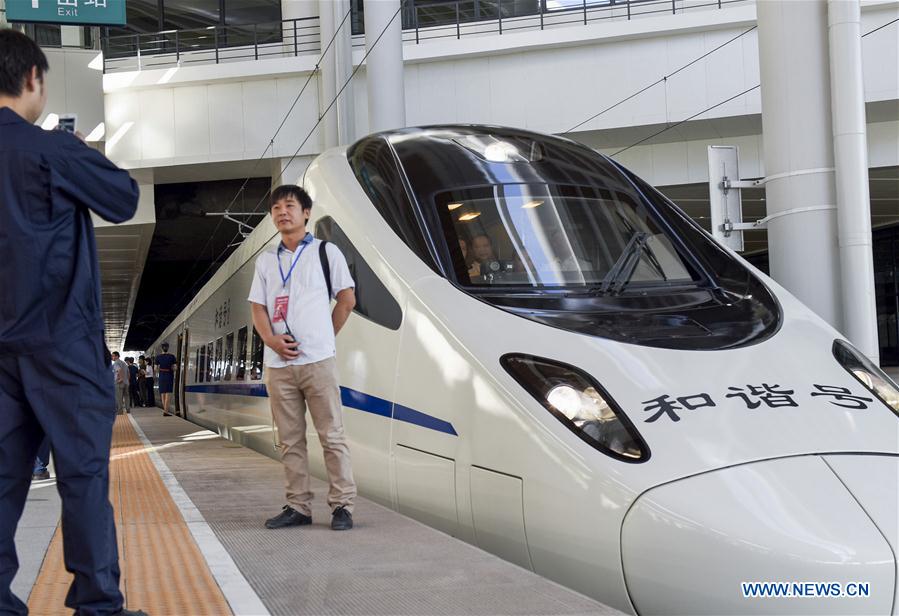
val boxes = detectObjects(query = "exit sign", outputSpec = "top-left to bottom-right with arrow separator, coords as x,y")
5,0 -> 127,26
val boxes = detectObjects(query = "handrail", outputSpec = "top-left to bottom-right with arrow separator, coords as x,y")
100,0 -> 749,73
101,16 -> 320,73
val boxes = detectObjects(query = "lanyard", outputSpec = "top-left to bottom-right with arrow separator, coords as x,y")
278,236 -> 311,288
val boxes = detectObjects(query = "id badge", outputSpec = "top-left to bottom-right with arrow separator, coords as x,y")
272,295 -> 289,322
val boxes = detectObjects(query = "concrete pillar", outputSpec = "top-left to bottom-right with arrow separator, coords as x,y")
828,0 -> 879,362
757,1 -> 843,330
317,0 -> 338,150
334,0 -> 356,145
363,0 -> 406,133
272,156 -> 314,188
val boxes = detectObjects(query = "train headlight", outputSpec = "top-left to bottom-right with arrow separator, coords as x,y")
833,339 -> 899,416
501,354 -> 649,462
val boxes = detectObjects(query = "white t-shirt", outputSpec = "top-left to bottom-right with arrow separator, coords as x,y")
248,235 -> 355,368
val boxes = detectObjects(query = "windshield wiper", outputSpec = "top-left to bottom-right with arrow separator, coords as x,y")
599,231 -> 666,295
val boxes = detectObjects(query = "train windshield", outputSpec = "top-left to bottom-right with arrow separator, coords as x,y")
348,127 -> 781,350
437,183 -> 694,290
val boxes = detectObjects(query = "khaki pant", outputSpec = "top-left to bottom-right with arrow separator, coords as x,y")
115,382 -> 129,414
266,357 -> 356,515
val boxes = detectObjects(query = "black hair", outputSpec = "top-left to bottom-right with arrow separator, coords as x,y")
0,30 -> 49,98
271,185 -> 312,211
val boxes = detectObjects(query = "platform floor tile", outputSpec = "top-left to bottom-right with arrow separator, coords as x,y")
132,409 -> 622,616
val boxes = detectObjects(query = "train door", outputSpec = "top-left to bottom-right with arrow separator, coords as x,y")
177,329 -> 190,418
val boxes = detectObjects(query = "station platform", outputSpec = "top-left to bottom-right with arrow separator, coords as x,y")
16,408 -> 623,615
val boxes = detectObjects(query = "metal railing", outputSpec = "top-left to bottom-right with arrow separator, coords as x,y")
100,0 -> 748,73
400,0 -> 750,45
101,17 -> 320,73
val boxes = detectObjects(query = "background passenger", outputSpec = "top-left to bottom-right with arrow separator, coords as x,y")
32,437 -> 50,481
126,357 -> 141,408
112,351 -> 130,415
144,358 -> 156,408
155,342 -> 177,416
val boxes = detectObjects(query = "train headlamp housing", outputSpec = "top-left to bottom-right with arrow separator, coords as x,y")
501,354 -> 649,462
833,339 -> 899,417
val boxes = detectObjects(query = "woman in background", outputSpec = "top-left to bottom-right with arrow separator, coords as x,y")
155,342 -> 177,416
144,357 -> 156,408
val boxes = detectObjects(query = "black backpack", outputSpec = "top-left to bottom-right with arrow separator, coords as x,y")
319,240 -> 332,300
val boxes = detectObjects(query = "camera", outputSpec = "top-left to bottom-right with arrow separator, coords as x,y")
57,114 -> 77,134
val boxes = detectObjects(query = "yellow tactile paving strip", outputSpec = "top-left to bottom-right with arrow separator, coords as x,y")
28,416 -> 234,615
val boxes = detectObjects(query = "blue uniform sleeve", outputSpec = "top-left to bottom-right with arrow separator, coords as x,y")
58,137 -> 139,224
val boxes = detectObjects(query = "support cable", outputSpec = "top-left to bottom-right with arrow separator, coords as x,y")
169,5 -> 403,313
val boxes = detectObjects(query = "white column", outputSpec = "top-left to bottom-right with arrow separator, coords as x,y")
317,0 -> 338,150
828,0 -> 879,362
272,156 -> 314,188
363,0 -> 406,133
334,0 -> 356,145
757,0 -> 843,330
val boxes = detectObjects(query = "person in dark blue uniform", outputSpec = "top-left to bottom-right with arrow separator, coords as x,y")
154,343 -> 177,417
0,31 -> 147,616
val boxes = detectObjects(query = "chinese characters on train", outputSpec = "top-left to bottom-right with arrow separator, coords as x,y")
642,384 -> 874,422
214,299 -> 231,329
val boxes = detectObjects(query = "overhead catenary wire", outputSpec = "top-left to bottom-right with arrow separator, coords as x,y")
170,5 -> 404,313
606,15 -> 895,159
560,25 -> 758,135
166,6 -> 353,316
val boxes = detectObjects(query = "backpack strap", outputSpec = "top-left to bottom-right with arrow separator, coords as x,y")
319,240 -> 333,300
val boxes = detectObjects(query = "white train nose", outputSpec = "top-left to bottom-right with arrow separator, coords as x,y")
621,455 -> 897,615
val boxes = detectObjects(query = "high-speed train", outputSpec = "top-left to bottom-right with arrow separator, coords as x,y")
150,126 -> 899,615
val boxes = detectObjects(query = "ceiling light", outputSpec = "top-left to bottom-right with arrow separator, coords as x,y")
458,212 -> 481,221
522,200 -> 544,209
447,202 -> 463,211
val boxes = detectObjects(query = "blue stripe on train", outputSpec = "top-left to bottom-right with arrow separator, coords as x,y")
184,383 -> 457,436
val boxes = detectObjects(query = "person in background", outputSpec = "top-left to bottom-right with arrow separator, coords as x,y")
32,438 -> 50,481
126,357 -> 141,409
144,357 -> 156,408
0,30 -> 146,616
155,343 -> 176,417
111,351 -> 129,415
137,356 -> 148,407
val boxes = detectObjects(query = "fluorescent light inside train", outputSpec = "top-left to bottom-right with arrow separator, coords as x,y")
521,200 -> 543,209
459,212 -> 481,221
447,202 -> 464,211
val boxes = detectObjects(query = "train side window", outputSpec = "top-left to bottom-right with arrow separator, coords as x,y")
236,326 -> 248,380
213,337 -> 223,381
315,216 -> 403,330
346,136 -> 438,272
195,348 -> 201,383
223,332 -> 235,381
250,329 -> 264,380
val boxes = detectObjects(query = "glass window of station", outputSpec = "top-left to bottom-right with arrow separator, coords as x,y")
102,0 -> 282,57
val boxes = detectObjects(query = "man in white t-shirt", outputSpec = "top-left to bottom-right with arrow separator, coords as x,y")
248,184 -> 357,531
